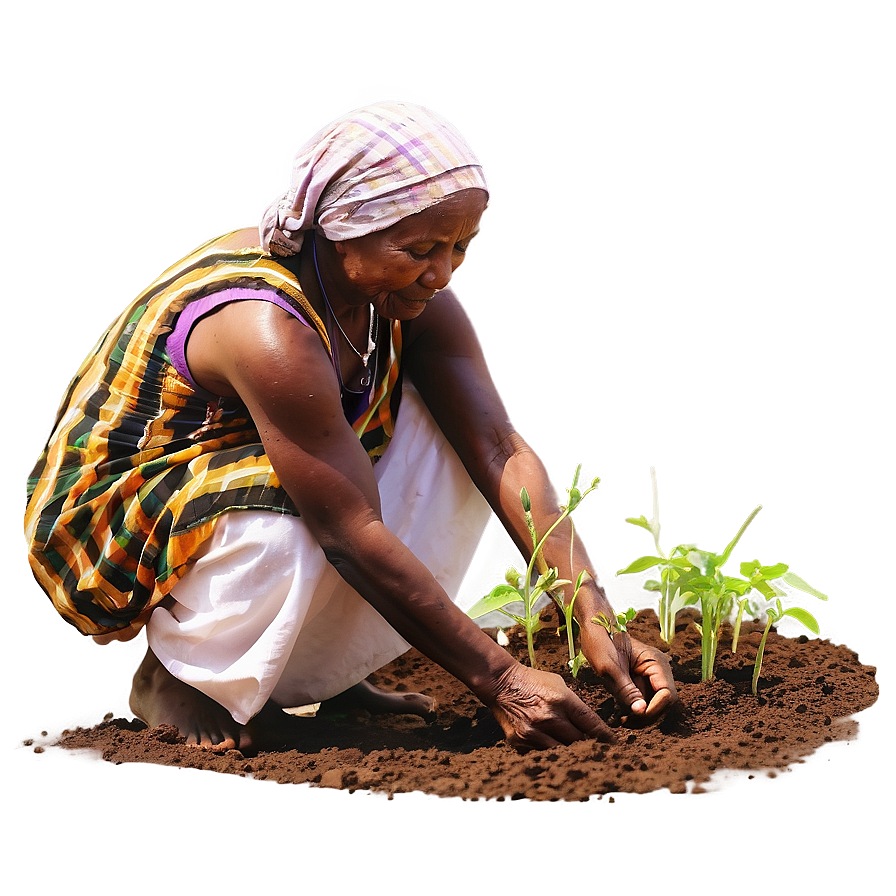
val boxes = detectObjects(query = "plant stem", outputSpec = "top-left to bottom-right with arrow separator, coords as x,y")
525,621 -> 538,668
752,616 -> 775,695
522,505 -> 578,667
731,598 -> 748,653
700,597 -> 712,680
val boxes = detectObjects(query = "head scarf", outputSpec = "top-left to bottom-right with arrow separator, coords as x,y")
260,101 -> 488,257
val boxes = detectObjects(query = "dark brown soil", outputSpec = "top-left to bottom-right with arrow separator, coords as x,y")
51,609 -> 878,800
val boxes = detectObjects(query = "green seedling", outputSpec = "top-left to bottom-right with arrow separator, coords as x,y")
619,470 -> 827,683
620,467 -> 692,643
467,465 -> 599,670
592,607 -> 637,634
744,560 -> 828,696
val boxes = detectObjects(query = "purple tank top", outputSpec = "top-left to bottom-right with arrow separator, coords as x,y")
167,287 -> 371,422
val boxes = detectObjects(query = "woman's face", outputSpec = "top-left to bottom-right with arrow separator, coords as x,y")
328,188 -> 487,320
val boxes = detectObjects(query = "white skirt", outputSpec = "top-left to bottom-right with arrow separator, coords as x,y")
147,387 -> 491,725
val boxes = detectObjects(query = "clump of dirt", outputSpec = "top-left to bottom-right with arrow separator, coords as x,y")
49,609 -> 878,800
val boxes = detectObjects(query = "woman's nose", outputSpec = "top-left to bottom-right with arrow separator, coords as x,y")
420,251 -> 454,290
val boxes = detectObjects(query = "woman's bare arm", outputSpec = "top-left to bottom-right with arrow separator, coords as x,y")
405,291 -> 677,719
186,299 -> 615,748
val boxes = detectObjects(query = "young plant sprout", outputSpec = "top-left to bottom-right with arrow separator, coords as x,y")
467,465 -> 599,671
619,470 -> 828,683
748,560 -> 828,696
592,607 -> 637,634
619,467 -> 693,644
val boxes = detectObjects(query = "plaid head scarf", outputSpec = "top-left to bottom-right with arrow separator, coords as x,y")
260,101 -> 489,256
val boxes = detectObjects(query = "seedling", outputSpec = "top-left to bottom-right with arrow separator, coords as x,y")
744,560 -> 828,696
620,467 -> 693,643
467,466 -> 599,670
619,470 -> 827,683
592,607 -> 637,634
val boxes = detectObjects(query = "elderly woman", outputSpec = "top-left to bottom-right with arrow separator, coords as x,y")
25,102 -> 675,752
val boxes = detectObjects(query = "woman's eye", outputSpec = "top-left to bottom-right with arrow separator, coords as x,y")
405,247 -> 432,260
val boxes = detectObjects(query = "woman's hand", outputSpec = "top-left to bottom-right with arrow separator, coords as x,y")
580,622 -> 677,722
485,663 -> 615,752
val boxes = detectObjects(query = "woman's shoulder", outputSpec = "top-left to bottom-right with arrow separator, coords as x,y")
203,227 -> 263,253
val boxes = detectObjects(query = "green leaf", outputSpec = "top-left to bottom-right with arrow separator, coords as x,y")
780,606 -> 821,635
753,579 -> 781,600
670,588 -> 697,616
668,555 -> 696,570
618,607 -> 637,628
625,515 -> 654,533
520,487 -> 531,512
721,576 -> 753,596
467,584 -> 523,619
592,613 -> 613,633
719,505 -> 762,564
685,575 -> 714,592
643,579 -> 662,592
687,550 -> 718,575
617,555 -> 665,576
567,487 -> 582,511
569,651 -> 588,677
781,572 -> 828,601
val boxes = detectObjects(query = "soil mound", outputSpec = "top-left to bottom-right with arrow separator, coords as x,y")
50,610 -> 878,800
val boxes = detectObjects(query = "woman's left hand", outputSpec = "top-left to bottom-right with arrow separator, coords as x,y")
579,623 -> 678,722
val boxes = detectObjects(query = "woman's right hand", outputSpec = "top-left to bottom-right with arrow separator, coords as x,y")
485,663 -> 615,752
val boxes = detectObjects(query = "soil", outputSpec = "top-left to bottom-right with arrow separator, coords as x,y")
46,608 -> 878,800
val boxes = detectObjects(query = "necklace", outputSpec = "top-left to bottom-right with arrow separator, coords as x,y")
312,234 -> 377,383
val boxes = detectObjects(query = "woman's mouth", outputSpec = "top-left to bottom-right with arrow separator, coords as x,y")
399,289 -> 437,304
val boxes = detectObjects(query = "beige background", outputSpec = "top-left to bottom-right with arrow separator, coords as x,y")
3,2 -> 892,892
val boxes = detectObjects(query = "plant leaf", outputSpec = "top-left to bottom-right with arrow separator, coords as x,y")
753,579 -> 781,600
721,576 -> 753,596
781,572 -> 828,601
719,505 -> 762,565
625,515 -> 654,533
671,543 -> 698,557
770,579 -> 787,597
617,555 -> 665,576
780,606 -> 821,635
467,584 -> 524,618
569,651 -> 588,677
687,550 -> 718,575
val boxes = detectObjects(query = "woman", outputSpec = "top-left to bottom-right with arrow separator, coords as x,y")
26,101 -> 675,752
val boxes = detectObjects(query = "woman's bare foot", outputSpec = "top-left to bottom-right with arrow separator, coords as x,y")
326,678 -> 437,719
129,647 -> 252,752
